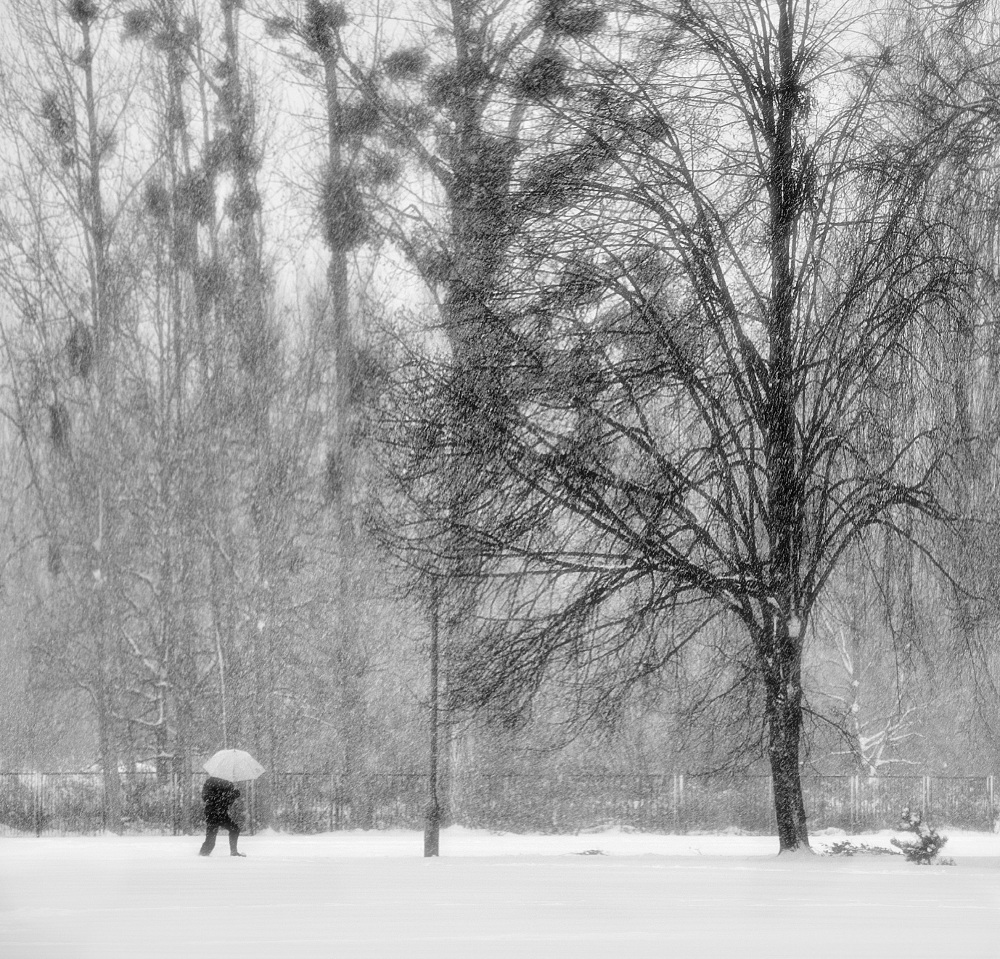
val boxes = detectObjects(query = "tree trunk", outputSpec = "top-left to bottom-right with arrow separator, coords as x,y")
96,666 -> 123,834
766,685 -> 810,851
174,690 -> 195,835
762,0 -> 810,854
218,0 -> 283,821
761,616 -> 810,851
424,586 -> 441,857
316,30 -> 370,830
79,2 -> 123,838
251,614 -> 275,830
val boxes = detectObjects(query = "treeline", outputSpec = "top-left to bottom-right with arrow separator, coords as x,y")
1,0 -> 1000,848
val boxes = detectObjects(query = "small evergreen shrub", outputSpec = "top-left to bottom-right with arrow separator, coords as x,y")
890,807 -> 953,865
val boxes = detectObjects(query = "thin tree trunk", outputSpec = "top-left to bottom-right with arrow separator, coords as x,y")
95,646 -> 123,834
219,0 -> 281,823
318,31 -> 367,826
79,10 -> 122,834
424,585 -> 441,856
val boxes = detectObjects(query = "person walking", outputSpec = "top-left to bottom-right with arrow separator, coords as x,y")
199,776 -> 245,857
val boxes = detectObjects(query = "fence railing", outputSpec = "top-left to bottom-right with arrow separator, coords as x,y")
0,771 -> 995,837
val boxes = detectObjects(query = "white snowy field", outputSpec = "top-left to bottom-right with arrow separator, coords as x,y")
2,827 -> 999,959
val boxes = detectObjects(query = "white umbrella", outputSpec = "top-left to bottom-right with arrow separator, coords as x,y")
203,749 -> 265,783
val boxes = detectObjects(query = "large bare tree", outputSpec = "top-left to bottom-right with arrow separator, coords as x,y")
383,0 -> 983,851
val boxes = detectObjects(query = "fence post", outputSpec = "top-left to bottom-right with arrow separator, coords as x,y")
922,776 -> 931,819
34,772 -> 43,837
671,774 -> 676,831
250,778 -> 257,835
988,775 -> 995,831
335,773 -> 342,830
673,774 -> 684,832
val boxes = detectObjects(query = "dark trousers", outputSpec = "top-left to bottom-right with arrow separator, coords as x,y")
199,816 -> 240,856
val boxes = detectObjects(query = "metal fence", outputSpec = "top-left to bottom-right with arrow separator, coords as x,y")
0,771 -> 995,837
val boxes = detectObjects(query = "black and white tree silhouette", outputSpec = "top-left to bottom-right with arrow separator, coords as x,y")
386,0 -> 990,851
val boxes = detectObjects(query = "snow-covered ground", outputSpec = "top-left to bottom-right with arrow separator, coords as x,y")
2,827 -> 998,958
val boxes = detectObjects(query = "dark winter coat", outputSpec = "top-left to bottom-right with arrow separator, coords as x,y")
202,776 -> 241,825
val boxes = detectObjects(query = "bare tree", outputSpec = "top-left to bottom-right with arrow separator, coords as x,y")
0,0 -> 160,830
120,0 -> 332,824
383,0 -> 986,852
358,0 -> 609,853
